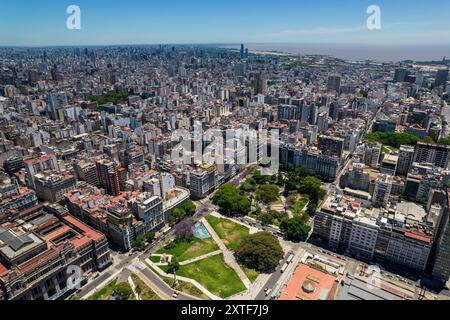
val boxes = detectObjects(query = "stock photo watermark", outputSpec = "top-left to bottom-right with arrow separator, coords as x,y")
170,121 -> 280,175
66,5 -> 81,30
66,265 -> 83,291
367,5 -> 382,30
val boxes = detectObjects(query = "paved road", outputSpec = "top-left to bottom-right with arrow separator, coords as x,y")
138,266 -> 197,300
254,243 -> 302,300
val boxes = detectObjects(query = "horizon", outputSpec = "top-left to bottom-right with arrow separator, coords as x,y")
1,42 -> 449,63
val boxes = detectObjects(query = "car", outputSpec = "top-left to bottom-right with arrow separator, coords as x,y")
172,292 -> 178,298
265,289 -> 272,296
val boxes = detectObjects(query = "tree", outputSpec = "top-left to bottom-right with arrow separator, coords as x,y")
252,170 -> 269,185
132,235 -> 146,251
170,208 -> 185,225
240,178 -> 257,193
145,232 -> 156,243
113,283 -> 133,300
235,232 -> 284,272
439,135 -> 450,145
213,184 -> 251,216
364,132 -> 419,148
174,218 -> 194,242
305,203 -> 317,217
167,257 -> 180,274
258,212 -> 274,226
421,135 -> 436,144
181,199 -> 196,216
298,176 -> 324,205
280,217 -> 311,242
255,184 -> 280,205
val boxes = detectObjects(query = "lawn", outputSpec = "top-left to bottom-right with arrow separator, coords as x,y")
88,279 -> 135,300
174,254 -> 246,298
240,264 -> 259,283
147,263 -> 211,300
131,274 -> 161,300
89,279 -> 117,300
206,215 -> 249,251
149,255 -> 161,263
292,197 -> 309,218
156,237 -> 219,262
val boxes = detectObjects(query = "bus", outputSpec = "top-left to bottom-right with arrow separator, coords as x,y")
286,253 -> 295,264
280,263 -> 288,273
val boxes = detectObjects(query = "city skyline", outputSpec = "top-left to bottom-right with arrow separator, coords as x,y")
1,0 -> 450,47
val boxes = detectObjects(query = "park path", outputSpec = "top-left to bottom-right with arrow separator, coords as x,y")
146,258 -> 221,300
201,217 -> 252,289
127,273 -> 141,300
179,250 -> 222,266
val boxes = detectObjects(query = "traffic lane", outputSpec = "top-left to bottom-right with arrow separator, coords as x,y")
255,248 -> 300,300
139,267 -> 197,301
77,270 -> 113,298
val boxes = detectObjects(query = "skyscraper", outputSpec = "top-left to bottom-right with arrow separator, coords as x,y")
96,159 -> 121,196
413,142 -> 450,169
435,69 -> 449,87
327,75 -> 341,93
48,92 -> 68,121
255,73 -> 268,95
432,194 -> 450,285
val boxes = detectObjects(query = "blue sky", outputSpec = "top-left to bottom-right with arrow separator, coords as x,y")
1,0 -> 449,46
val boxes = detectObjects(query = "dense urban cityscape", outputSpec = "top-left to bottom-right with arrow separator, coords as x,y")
0,42 -> 449,303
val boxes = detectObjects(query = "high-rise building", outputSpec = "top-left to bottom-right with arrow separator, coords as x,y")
318,135 -> 345,159
394,68 -> 409,82
255,73 -> 268,95
327,75 -> 341,93
277,104 -> 298,121
363,142 -> 382,168
432,192 -> 450,285
396,145 -> 415,176
74,161 -> 99,187
48,92 -> 68,121
435,69 -> 449,87
413,142 -> 450,169
95,159 -> 121,196
372,175 -> 393,208
130,193 -> 164,232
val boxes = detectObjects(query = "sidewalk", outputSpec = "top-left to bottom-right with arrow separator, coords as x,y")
201,217 -> 252,289
146,258 -> 221,300
179,250 -> 222,266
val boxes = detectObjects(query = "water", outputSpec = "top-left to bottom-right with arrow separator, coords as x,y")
221,43 -> 450,62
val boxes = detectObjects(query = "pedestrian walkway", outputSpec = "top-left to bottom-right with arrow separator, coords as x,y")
128,273 -> 141,300
179,250 -> 222,266
146,258 -> 221,300
201,217 -> 252,289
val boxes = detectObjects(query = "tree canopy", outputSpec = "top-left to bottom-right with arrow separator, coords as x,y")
113,283 -> 133,300
364,132 -> 419,148
174,218 -> 194,242
235,232 -> 284,272
212,184 -> 251,216
255,184 -> 280,205
131,235 -> 146,251
280,217 -> 311,242
170,199 -> 197,225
